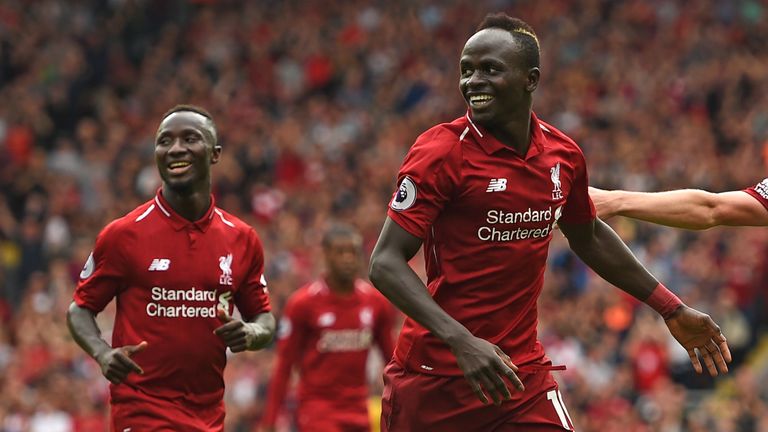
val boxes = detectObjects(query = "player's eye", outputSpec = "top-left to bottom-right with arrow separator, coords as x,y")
185,135 -> 200,144
461,68 -> 473,78
157,137 -> 171,146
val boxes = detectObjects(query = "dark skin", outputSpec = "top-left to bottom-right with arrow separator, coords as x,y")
369,28 -> 730,407
261,234 -> 364,432
324,235 -> 363,293
67,111 -> 275,385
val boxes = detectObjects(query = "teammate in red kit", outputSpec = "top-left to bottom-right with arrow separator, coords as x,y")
67,105 -> 275,432
368,13 -> 731,431
589,180 -> 768,228
261,224 -> 396,432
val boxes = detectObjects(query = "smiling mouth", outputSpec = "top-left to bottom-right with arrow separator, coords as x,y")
167,161 -> 192,174
468,94 -> 494,108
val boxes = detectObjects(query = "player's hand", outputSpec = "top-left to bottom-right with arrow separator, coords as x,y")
214,308 -> 271,352
665,305 -> 731,376
94,341 -> 147,385
588,187 -> 619,220
449,335 -> 524,405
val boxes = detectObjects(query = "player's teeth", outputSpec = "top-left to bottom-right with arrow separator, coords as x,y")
470,95 -> 493,104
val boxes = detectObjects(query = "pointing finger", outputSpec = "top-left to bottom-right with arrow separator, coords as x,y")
116,352 -> 144,375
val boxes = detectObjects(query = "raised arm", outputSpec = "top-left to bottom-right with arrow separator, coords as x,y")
559,218 -> 731,375
589,187 -> 768,229
368,217 -> 523,404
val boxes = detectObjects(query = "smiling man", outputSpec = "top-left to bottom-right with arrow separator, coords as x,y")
67,105 -> 275,431
368,13 -> 731,431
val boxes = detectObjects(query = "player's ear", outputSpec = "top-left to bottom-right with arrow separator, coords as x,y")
210,145 -> 222,165
526,67 -> 540,93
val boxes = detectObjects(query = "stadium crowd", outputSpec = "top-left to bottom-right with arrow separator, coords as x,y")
1,0 -> 768,430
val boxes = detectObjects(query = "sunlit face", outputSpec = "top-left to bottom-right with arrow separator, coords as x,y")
154,111 -> 220,192
459,29 -> 538,128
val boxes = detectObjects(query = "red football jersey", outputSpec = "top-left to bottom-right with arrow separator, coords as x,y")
73,190 -> 271,412
745,178 -> 768,209
387,112 -> 595,376
261,278 -> 395,427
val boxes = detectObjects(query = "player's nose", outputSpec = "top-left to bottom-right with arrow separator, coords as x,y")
167,137 -> 187,155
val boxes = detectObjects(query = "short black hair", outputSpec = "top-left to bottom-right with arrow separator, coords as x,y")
476,13 -> 540,69
160,104 -> 218,146
322,223 -> 362,249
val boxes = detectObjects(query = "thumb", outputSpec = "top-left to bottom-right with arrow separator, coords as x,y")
217,307 -> 233,323
124,341 -> 148,356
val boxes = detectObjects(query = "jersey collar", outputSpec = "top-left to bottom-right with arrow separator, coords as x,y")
154,188 -> 216,232
465,111 -> 545,160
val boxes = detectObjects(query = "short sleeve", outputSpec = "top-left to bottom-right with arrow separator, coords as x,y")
234,229 -> 272,320
559,147 -> 596,225
744,178 -> 768,210
386,128 -> 462,239
73,223 -> 125,313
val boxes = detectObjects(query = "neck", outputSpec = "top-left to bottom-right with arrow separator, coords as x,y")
161,185 -> 211,221
486,102 -> 532,155
326,274 -> 355,294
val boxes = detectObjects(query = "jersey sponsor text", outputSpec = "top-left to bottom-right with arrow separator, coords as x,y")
317,328 -> 373,353
145,286 -> 226,318
478,207 -> 562,242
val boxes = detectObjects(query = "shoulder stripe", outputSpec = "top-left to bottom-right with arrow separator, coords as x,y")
308,281 -> 325,296
539,122 -> 551,133
465,113 -> 483,137
459,126 -> 469,142
214,209 -> 236,228
154,197 -> 171,217
135,204 -> 155,222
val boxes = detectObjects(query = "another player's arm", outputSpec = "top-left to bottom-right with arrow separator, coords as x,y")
373,298 -> 397,360
67,302 -> 147,384
589,187 -> 768,229
261,301 -> 306,431
559,218 -> 732,375
369,218 -> 524,405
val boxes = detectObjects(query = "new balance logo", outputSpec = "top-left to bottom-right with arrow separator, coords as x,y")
486,178 -> 507,192
148,259 -> 171,271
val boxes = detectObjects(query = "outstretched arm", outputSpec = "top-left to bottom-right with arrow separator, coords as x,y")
369,217 -> 523,404
559,218 -> 731,375
589,187 -> 768,229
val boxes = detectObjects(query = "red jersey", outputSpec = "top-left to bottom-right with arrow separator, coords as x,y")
745,178 -> 768,209
262,278 -> 395,427
387,112 -> 595,376
73,191 -> 270,415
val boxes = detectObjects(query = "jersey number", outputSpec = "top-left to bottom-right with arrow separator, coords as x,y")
546,389 -> 573,430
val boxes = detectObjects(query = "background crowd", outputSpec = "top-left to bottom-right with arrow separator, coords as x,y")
1,0 -> 768,430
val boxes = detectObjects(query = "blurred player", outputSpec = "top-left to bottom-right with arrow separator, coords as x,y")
589,181 -> 768,228
67,105 -> 275,431
368,13 -> 731,432
261,224 -> 396,432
